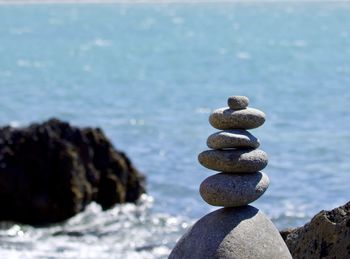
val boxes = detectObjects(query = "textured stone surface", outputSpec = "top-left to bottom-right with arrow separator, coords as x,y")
227,96 -> 249,110
209,107 -> 265,130
0,118 -> 145,225
169,206 -> 292,259
198,149 -> 268,173
281,201 -> 350,259
199,172 -> 269,207
207,129 -> 260,149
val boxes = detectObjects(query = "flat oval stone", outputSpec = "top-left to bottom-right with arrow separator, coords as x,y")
199,172 -> 269,207
169,206 -> 292,259
227,96 -> 249,110
209,107 -> 265,130
198,149 -> 268,173
207,129 -> 260,149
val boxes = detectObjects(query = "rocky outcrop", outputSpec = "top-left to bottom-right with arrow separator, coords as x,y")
0,118 -> 145,225
281,202 -> 350,259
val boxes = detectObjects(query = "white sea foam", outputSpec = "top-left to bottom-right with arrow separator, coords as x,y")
0,195 -> 191,259
195,107 -> 211,114
9,121 -> 21,128
93,38 -> 112,47
236,51 -> 251,60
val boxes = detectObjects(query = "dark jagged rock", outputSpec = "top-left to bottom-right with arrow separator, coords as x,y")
0,118 -> 145,225
281,202 -> 350,259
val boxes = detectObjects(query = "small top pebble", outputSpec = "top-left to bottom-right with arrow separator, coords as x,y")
227,96 -> 249,110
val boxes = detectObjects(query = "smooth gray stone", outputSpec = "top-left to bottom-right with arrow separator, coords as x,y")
209,107 -> 265,130
198,149 -> 268,173
169,206 -> 292,259
199,172 -> 269,207
207,129 -> 260,149
227,96 -> 249,110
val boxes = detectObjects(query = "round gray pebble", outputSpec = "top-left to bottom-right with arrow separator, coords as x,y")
199,172 -> 269,207
169,206 -> 292,259
209,107 -> 265,130
227,96 -> 249,110
207,129 -> 260,149
198,149 -> 268,173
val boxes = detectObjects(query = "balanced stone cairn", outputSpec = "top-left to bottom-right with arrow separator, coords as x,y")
169,96 -> 292,259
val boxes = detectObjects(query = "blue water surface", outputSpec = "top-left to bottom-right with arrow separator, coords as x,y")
0,2 -> 350,258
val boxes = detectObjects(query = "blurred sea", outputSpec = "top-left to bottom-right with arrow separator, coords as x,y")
0,2 -> 350,258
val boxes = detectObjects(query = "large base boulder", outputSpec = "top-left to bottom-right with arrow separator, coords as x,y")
281,202 -> 350,259
0,118 -> 145,225
169,206 -> 292,259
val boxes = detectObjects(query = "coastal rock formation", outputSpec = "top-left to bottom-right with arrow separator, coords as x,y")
0,118 -> 145,225
170,96 -> 291,258
281,201 -> 350,259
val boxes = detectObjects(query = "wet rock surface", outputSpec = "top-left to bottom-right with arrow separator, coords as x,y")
0,118 -> 145,225
281,201 -> 350,259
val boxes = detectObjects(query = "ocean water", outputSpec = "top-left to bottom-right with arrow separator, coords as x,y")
0,2 -> 350,258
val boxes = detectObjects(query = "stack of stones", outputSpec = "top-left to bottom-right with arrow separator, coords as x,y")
198,96 -> 269,208
169,96 -> 292,259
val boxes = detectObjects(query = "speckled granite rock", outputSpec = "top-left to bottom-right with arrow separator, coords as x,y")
281,201 -> 350,259
209,107 -> 265,130
198,149 -> 268,173
169,206 -> 292,259
199,172 -> 269,207
207,129 -> 260,149
227,96 -> 249,110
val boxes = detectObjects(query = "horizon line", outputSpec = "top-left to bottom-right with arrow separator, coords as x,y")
0,0 -> 350,5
